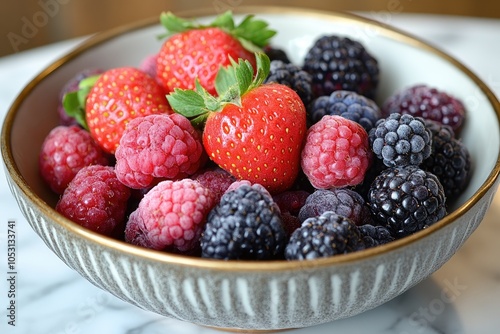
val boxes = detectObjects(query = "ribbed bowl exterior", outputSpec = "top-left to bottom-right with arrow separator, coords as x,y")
7,171 -> 498,330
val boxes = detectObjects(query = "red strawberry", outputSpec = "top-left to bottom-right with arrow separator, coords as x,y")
63,67 -> 172,154
156,11 -> 276,95
167,53 -> 307,194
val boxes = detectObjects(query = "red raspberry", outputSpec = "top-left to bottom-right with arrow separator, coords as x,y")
115,113 -> 206,189
124,179 -> 217,253
39,125 -> 110,194
301,115 -> 372,189
192,166 -> 236,202
56,165 -> 131,236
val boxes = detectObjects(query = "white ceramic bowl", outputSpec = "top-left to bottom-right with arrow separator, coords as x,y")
2,6 -> 500,331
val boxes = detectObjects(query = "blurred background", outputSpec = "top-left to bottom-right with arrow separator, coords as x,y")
1,0 -> 500,57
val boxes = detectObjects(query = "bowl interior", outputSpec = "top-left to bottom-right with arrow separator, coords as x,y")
4,7 -> 500,239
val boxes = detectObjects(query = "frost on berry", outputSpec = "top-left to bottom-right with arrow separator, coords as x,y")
115,113 -> 206,189
301,115 -> 372,189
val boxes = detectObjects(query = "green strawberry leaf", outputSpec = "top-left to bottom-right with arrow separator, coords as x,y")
158,11 -> 276,51
168,52 -> 271,129
62,74 -> 101,130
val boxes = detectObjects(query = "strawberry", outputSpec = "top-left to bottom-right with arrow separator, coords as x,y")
156,11 -> 276,96
167,53 -> 307,194
63,67 -> 172,154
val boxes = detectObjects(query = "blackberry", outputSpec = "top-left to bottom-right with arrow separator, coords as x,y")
264,60 -> 313,107
200,184 -> 286,260
263,45 -> 291,63
422,121 -> 471,199
369,113 -> 432,167
298,188 -> 373,226
285,211 -> 365,260
368,165 -> 447,238
382,84 -> 466,132
358,224 -> 395,247
308,90 -> 382,133
303,35 -> 379,99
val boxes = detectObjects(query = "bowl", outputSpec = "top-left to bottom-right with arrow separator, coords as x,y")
2,6 -> 500,331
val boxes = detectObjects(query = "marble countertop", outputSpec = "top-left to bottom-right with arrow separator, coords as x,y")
1,11 -> 500,334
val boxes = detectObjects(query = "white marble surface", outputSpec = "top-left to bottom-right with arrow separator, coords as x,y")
1,12 -> 500,334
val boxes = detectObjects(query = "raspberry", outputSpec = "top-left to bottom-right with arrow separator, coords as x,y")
124,179 -> 217,253
264,60 -> 313,107
138,53 -> 159,79
56,165 -> 131,236
192,166 -> 236,202
115,113 -> 206,189
422,120 -> 471,199
309,90 -> 382,133
381,84 -> 466,131
285,211 -> 365,260
358,224 -> 395,247
263,45 -> 291,63
369,113 -> 432,167
298,188 -> 373,226
303,35 -> 379,99
367,165 -> 447,238
200,184 -> 286,260
301,115 -> 372,189
39,125 -> 110,194
58,68 -> 104,126
272,190 -> 310,216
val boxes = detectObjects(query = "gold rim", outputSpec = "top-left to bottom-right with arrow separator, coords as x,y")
3,6 -> 500,272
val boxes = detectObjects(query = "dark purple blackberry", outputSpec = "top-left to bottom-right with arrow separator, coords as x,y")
309,90 -> 382,132
303,35 -> 379,99
382,84 -> 466,132
263,45 -> 291,63
285,211 -> 365,260
200,184 -> 286,260
422,120 -> 471,199
298,188 -> 373,226
358,224 -> 395,247
264,60 -> 313,107
369,113 -> 432,167
367,166 -> 447,238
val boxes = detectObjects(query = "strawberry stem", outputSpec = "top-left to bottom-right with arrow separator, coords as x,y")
158,11 -> 276,52
167,52 -> 271,129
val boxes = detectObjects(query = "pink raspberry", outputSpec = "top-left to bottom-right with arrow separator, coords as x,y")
124,179 -> 217,253
56,165 -> 131,236
115,113 -> 206,189
301,115 -> 372,189
139,53 -> 159,80
39,125 -> 110,194
192,166 -> 236,202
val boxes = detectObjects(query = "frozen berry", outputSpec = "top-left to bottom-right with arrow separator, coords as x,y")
192,166 -> 236,202
115,113 -> 206,189
309,90 -> 382,133
273,190 -> 310,216
125,179 -> 217,253
422,120 -> 471,199
139,53 -> 159,79
301,115 -> 372,189
56,165 -> 131,236
368,165 -> 447,238
298,188 -> 373,226
369,113 -> 432,167
358,224 -> 395,247
303,35 -> 379,99
200,184 -> 286,260
382,84 -> 466,131
265,60 -> 313,106
39,125 -> 110,194
285,211 -> 365,260
263,45 -> 291,63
